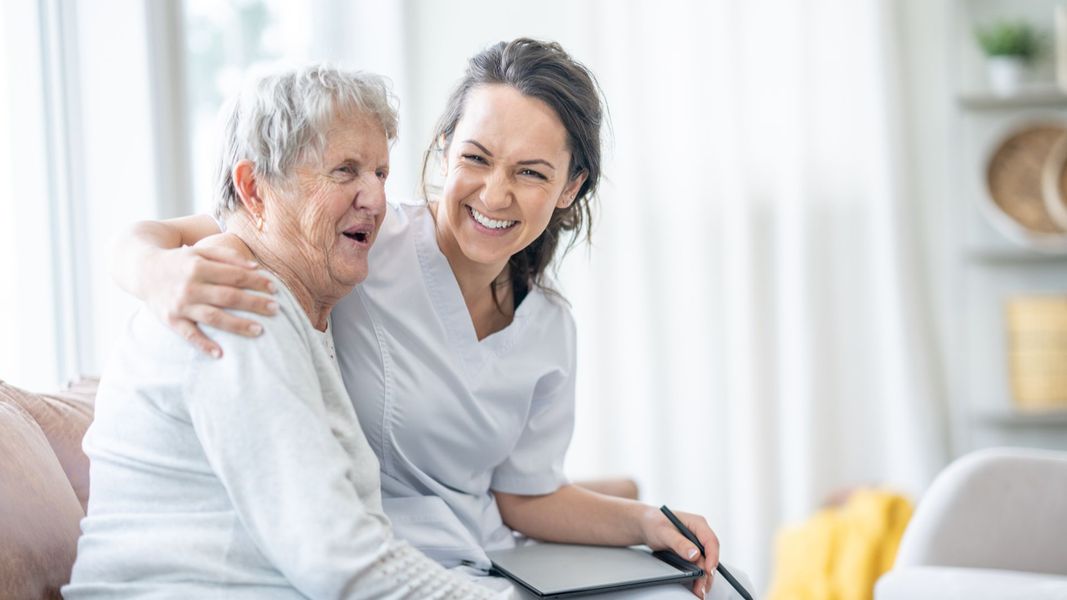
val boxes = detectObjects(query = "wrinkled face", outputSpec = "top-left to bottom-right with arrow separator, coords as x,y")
263,111 -> 389,292
436,84 -> 585,272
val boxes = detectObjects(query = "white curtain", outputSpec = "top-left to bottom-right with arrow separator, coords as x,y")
554,0 -> 951,588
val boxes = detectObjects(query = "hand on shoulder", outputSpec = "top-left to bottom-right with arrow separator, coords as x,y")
149,233 -> 278,358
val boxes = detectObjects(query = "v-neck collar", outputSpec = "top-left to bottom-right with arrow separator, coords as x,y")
411,204 -> 540,379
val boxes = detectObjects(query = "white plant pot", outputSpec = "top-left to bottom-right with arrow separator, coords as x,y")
987,56 -> 1027,96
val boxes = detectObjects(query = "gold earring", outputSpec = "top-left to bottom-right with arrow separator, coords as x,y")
255,213 -> 265,232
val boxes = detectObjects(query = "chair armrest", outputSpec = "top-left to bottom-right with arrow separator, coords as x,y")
894,447 -> 1067,576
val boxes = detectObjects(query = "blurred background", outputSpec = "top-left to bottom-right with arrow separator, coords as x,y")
3,0 -> 1067,593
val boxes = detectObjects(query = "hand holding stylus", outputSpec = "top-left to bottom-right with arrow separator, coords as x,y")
660,505 -> 754,600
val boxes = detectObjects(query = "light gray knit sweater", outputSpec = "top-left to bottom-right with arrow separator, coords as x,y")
64,271 -> 504,600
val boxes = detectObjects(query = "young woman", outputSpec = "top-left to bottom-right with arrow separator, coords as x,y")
114,39 -> 749,599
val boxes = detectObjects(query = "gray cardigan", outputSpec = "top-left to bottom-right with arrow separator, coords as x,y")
64,271 -> 502,599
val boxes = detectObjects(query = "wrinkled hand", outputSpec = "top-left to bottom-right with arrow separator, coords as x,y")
147,244 -> 277,357
640,506 -> 720,598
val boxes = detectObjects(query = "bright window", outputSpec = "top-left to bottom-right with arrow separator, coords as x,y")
183,0 -> 311,213
0,0 -> 63,390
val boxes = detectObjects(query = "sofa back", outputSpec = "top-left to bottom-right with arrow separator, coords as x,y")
0,379 -> 95,600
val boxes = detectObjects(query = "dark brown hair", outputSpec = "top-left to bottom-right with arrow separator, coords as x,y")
421,38 -> 605,307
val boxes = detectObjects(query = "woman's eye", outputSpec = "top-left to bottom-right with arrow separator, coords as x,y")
336,165 -> 356,176
519,168 -> 547,180
462,154 -> 487,164
375,169 -> 388,181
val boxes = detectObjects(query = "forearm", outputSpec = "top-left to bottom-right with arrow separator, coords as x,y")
110,220 -> 184,298
109,215 -> 219,299
495,484 -> 653,546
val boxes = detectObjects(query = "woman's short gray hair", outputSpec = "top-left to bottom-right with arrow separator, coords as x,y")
214,64 -> 399,218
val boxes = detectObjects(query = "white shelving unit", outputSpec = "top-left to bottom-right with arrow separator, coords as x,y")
949,0 -> 1067,457
958,86 -> 1067,110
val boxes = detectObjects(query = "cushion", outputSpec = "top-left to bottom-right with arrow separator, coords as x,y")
876,566 -> 1067,600
0,378 -> 95,511
0,396 -> 85,599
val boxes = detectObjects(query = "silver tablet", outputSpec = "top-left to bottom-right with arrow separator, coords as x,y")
487,543 -> 703,598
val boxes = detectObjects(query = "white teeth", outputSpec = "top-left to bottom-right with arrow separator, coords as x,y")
469,206 -> 516,230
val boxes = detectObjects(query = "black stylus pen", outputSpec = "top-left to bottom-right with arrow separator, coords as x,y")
660,505 -> 754,600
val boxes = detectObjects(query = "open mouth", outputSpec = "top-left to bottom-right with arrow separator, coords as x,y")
341,224 -> 372,244
467,205 -> 517,231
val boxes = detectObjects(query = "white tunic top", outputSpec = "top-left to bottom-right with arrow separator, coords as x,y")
65,270 -> 502,599
332,202 -> 578,569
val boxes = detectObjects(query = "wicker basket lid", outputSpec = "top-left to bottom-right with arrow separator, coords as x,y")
986,124 -> 1067,240
1040,132 -> 1067,231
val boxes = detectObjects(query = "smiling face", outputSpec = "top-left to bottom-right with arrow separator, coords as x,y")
262,110 -> 389,295
435,84 -> 587,276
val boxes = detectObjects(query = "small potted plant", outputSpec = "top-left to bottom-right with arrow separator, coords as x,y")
975,21 -> 1040,95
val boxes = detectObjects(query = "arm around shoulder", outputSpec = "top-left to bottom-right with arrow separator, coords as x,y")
110,215 -> 280,356
110,214 -> 220,298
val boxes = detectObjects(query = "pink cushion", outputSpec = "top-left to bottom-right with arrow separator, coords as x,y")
0,395 -> 85,599
0,378 -> 95,512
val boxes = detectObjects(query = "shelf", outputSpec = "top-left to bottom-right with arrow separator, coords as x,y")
957,87 -> 1067,110
964,247 -> 1067,264
976,409 -> 1067,427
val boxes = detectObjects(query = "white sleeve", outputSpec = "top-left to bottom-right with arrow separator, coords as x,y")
183,301 -> 507,600
490,310 -> 577,495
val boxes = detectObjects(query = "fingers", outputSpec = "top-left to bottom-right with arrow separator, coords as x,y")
201,283 -> 279,316
666,528 -> 702,563
691,520 -> 720,571
193,256 -> 276,295
187,304 -> 265,338
691,576 -> 706,598
170,318 -> 222,358
687,518 -> 718,599
149,246 -> 274,355
663,512 -> 717,599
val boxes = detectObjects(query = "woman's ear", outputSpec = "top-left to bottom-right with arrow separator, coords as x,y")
556,169 -> 588,209
438,135 -> 450,176
232,160 -> 263,216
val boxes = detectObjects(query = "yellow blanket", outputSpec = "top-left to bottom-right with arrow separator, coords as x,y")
766,489 -> 913,600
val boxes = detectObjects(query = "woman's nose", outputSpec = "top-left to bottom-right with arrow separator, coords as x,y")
479,169 -> 511,211
357,174 -> 387,215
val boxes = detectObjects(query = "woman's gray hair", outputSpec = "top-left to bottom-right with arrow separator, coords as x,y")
214,64 -> 399,218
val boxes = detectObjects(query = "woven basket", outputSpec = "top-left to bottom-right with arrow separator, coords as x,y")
984,123 -> 1067,251
1006,296 -> 1067,410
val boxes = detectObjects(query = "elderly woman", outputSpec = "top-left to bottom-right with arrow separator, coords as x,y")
64,66 -> 506,599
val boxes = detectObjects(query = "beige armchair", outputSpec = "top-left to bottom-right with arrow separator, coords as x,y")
876,447 -> 1067,600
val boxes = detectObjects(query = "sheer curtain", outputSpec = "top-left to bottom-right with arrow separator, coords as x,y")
554,0 -> 951,588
